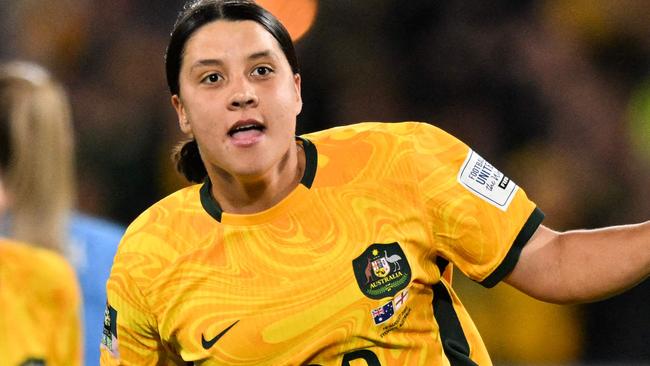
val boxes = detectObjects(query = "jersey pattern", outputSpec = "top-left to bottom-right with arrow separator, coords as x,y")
101,122 -> 543,365
0,238 -> 82,365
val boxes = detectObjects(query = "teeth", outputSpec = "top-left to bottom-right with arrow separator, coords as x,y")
229,123 -> 263,136
234,124 -> 256,131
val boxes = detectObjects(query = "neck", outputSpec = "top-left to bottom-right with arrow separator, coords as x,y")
208,141 -> 305,215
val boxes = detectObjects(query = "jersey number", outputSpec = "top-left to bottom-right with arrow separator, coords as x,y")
307,349 -> 381,366
342,350 -> 380,365
308,349 -> 381,366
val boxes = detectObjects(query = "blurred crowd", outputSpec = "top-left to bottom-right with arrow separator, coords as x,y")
1,0 -> 648,364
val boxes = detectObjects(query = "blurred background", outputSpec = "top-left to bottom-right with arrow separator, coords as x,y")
1,0 -> 648,364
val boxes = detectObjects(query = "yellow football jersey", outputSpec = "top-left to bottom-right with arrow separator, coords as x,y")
102,122 -> 543,365
0,238 -> 82,366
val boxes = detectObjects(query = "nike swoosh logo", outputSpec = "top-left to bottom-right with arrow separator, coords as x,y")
201,320 -> 239,350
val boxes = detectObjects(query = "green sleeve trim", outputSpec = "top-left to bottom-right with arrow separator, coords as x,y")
480,207 -> 545,288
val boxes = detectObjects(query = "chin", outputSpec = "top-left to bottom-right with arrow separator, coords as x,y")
230,162 -> 271,180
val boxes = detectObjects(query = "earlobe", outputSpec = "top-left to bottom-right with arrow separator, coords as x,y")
171,94 -> 192,134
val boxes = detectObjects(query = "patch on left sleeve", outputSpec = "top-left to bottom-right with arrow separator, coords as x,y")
457,149 -> 518,211
19,358 -> 45,366
101,302 -> 119,357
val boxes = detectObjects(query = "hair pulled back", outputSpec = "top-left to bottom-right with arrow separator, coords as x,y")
166,0 -> 300,183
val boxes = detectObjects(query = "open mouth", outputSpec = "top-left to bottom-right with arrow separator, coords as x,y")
228,122 -> 266,137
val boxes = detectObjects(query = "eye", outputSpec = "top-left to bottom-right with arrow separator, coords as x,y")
251,66 -> 274,77
201,73 -> 222,84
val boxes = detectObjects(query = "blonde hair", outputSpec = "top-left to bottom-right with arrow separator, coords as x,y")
0,62 -> 75,253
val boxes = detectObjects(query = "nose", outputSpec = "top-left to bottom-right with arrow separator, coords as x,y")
228,80 -> 259,110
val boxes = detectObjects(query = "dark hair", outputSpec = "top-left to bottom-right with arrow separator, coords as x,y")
0,109 -> 9,171
166,0 -> 300,183
172,138 -> 206,184
0,78 -> 14,170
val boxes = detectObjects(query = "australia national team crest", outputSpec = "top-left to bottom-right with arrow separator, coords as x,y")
352,242 -> 412,299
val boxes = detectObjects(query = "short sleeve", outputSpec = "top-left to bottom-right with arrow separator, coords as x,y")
100,253 -> 169,365
410,122 -> 544,287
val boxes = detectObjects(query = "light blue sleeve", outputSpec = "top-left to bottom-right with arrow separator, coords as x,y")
68,212 -> 125,366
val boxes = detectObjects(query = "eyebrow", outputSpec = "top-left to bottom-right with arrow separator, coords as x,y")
189,50 -> 275,71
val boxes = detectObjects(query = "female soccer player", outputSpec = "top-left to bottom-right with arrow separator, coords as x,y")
0,61 -> 125,365
1,133 -> 81,366
101,1 -> 650,364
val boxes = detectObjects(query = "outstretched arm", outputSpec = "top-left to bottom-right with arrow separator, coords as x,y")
505,223 -> 650,304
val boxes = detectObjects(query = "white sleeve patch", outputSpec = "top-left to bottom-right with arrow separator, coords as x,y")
457,149 -> 518,211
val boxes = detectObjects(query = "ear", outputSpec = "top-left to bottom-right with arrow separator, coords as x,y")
293,73 -> 303,115
171,94 -> 192,135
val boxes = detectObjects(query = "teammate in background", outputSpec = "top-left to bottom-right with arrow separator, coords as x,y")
1,167 -> 82,364
101,1 -> 650,364
0,61 -> 125,365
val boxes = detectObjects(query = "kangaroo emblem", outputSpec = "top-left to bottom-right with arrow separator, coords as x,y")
364,257 -> 373,284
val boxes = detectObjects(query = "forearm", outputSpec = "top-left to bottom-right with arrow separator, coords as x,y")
555,222 -> 650,303
507,223 -> 650,304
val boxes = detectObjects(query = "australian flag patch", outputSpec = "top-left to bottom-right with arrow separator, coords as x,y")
371,301 -> 395,325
